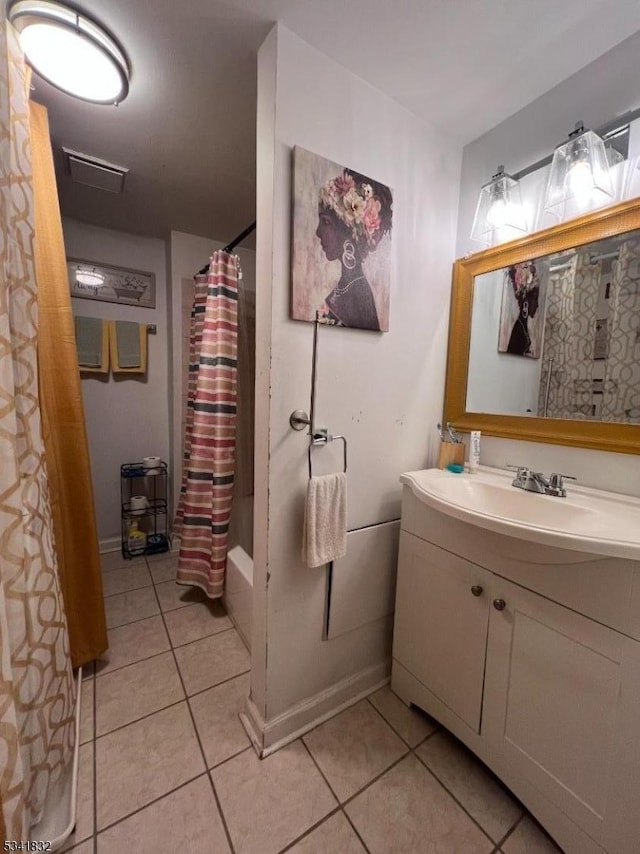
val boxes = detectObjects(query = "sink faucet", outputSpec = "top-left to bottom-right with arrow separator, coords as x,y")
508,466 -> 576,497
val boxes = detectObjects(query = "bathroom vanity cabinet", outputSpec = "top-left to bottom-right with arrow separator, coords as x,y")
392,484 -> 640,854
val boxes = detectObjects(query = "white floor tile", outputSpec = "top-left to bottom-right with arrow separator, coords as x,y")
97,776 -> 230,853
96,702 -> 204,830
96,615 -> 170,676
95,651 -> 184,736
174,629 -> 249,696
190,673 -> 250,768
303,700 -> 407,802
211,740 -> 337,854
346,754 -> 493,854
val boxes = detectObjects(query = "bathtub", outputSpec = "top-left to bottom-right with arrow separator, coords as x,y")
224,545 -> 252,651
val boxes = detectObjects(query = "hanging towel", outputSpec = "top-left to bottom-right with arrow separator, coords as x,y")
115,319 -> 141,367
109,320 -> 148,374
74,316 -> 109,373
302,472 -> 347,568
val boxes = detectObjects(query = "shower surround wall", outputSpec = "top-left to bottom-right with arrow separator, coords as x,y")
455,28 -> 640,495
249,25 -> 462,751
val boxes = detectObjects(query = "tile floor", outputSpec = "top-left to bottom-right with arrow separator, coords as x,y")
68,550 -> 563,853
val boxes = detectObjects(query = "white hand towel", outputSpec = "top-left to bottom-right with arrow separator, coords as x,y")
302,472 -> 347,568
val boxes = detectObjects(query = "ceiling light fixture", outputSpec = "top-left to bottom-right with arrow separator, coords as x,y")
470,165 -> 528,243
542,122 -> 614,218
8,0 -> 130,105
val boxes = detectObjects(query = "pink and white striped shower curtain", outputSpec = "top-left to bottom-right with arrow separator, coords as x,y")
174,250 -> 240,598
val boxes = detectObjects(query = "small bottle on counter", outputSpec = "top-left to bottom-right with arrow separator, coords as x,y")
469,431 -> 481,473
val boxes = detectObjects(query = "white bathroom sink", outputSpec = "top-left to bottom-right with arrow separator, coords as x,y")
400,466 -> 640,559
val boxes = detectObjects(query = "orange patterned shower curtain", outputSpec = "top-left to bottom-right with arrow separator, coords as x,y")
0,21 -> 75,837
174,251 -> 240,598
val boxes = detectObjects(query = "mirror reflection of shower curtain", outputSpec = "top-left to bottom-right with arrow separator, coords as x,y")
600,239 -> 640,421
537,255 -> 601,418
537,257 -> 576,417
174,251 -> 240,598
0,21 -> 75,838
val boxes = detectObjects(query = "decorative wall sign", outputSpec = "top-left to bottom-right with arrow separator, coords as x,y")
291,146 -> 393,332
498,260 -> 546,358
67,258 -> 156,308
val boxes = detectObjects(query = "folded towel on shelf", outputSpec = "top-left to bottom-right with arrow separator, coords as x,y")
109,320 -> 148,374
302,472 -> 347,568
75,316 -> 109,373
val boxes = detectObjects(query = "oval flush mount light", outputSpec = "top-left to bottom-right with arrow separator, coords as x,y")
8,0 -> 130,104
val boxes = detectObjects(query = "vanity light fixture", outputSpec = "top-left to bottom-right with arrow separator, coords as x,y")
470,165 -> 528,243
542,122 -> 614,218
8,0 -> 130,104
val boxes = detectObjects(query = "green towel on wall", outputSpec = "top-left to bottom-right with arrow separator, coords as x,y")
115,320 -> 141,368
75,316 -> 104,367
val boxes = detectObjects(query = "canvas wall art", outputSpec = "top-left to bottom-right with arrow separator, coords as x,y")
498,259 -> 546,358
291,146 -> 393,332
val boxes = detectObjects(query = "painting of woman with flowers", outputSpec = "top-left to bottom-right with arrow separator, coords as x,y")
498,260 -> 545,357
292,146 -> 393,331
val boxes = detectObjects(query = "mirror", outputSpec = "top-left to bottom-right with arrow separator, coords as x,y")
444,197 -> 640,454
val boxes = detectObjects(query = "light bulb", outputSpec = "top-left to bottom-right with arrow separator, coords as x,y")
486,198 -> 515,229
566,160 -> 594,206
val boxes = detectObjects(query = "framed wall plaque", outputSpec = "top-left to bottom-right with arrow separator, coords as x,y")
67,258 -> 156,308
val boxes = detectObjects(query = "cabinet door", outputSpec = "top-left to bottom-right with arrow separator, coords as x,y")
392,532 -> 491,733
483,577 -> 640,853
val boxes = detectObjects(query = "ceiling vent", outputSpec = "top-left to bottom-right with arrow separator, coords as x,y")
62,147 -> 128,193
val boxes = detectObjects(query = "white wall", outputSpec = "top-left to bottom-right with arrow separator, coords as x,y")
63,218 -> 170,545
168,231 -> 256,518
251,25 -> 462,743
455,32 -> 640,496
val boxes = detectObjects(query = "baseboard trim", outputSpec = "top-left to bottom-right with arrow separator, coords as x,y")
99,536 -> 180,555
240,659 -> 391,758
99,537 -> 121,554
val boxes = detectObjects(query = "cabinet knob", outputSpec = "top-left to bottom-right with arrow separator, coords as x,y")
471,585 -> 483,597
493,598 -> 506,611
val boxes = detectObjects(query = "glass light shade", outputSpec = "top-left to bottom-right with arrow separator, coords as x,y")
470,170 -> 528,242
543,129 -> 614,218
8,1 -> 129,104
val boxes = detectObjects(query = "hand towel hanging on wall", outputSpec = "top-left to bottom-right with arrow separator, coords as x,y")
75,316 -> 109,372
109,320 -> 148,374
302,472 -> 347,568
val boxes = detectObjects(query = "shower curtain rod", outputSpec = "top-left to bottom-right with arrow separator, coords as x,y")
197,220 -> 256,275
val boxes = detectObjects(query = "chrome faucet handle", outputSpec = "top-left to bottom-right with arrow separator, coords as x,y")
506,464 -> 530,481
547,472 -> 576,497
506,464 -> 529,474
